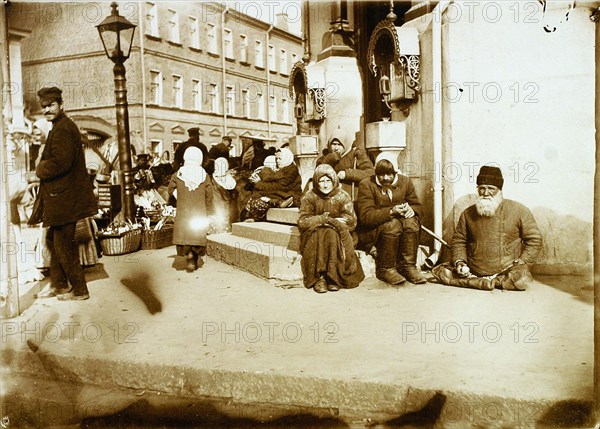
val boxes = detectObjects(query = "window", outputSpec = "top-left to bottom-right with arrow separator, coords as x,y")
172,141 -> 181,155
257,91 -> 264,120
207,23 -> 217,54
282,98 -> 289,123
224,29 -> 233,58
255,40 -> 264,68
192,79 -> 201,111
145,3 -> 158,37
208,83 -> 219,113
168,10 -> 180,43
170,141 -> 181,158
269,95 -> 276,121
151,140 -> 163,157
172,75 -> 182,108
292,53 -> 298,65
150,70 -> 162,105
242,89 -> 249,118
280,49 -> 288,74
239,35 -> 248,62
189,17 -> 200,49
226,85 -> 235,116
268,45 -> 276,71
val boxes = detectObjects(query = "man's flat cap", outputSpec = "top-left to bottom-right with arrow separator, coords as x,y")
37,87 -> 63,104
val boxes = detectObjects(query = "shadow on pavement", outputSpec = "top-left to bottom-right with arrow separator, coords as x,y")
533,274 -> 593,305
120,273 -> 163,315
85,263 -> 110,283
80,398 -> 350,429
367,392 -> 446,428
535,399 -> 594,428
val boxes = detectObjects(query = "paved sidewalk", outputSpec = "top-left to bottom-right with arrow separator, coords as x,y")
0,237 -> 595,428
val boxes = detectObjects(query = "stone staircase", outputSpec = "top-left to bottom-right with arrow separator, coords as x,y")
206,208 -> 303,281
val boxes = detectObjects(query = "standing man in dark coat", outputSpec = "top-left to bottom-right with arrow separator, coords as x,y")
172,127 -> 209,172
35,87 -> 97,300
356,152 -> 426,285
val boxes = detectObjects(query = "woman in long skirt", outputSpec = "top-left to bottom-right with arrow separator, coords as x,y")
298,164 -> 364,293
168,147 -> 213,272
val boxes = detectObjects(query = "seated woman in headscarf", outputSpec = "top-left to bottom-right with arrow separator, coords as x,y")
245,155 -> 277,191
209,157 -> 238,233
242,148 -> 302,222
298,164 -> 365,293
168,147 -> 213,272
315,129 -> 374,200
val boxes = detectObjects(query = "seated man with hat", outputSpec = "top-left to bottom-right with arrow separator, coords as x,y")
432,165 -> 542,291
355,152 -> 426,285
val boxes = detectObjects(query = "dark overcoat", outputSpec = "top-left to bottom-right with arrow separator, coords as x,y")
355,174 -> 423,250
316,146 -> 374,199
169,175 -> 213,246
452,199 -> 542,276
252,163 -> 303,206
36,112 -> 97,227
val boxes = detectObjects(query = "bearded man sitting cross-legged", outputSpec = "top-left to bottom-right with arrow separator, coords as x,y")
432,165 -> 542,291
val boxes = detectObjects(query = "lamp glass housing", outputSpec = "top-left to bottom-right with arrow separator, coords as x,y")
96,3 -> 136,63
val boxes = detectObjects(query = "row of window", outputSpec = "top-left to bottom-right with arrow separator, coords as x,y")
148,71 -> 292,123
146,3 -> 298,74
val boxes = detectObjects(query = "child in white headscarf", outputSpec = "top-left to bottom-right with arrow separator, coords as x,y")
209,157 -> 238,233
168,147 -> 213,272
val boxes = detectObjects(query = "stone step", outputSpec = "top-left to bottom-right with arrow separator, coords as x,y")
266,208 -> 299,225
232,222 -> 300,252
207,233 -> 302,281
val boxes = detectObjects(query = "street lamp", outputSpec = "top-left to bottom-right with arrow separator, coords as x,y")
96,2 -> 136,221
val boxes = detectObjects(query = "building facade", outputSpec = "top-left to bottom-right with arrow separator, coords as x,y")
7,1 -> 303,161
290,0 -> 598,273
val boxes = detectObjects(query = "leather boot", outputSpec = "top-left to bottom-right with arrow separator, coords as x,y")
186,252 -> 198,272
397,232 -> 427,284
449,277 -> 494,291
376,235 -> 406,285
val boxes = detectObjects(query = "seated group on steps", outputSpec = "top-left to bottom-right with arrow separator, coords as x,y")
170,135 -> 542,295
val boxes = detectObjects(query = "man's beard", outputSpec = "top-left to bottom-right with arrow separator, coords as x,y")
475,191 -> 503,217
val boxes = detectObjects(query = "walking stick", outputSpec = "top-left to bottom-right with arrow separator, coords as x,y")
420,225 -> 450,249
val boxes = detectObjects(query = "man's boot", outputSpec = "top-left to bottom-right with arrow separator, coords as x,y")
448,277 -> 494,291
186,252 -> 197,272
397,232 -> 427,284
376,235 -> 406,285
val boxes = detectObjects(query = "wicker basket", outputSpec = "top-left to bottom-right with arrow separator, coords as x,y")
141,225 -> 174,250
99,229 -> 142,256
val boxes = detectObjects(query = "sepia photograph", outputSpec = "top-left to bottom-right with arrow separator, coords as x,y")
0,0 -> 598,428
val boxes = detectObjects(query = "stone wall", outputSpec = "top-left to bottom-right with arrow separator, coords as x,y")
407,3 -> 595,273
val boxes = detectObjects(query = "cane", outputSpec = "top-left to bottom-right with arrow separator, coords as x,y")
420,225 -> 450,249
419,225 -> 450,270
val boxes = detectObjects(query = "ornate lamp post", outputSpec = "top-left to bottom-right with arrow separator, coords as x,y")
96,2 -> 136,221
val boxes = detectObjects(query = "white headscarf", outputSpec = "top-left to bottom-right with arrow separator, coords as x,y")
277,147 -> 295,168
177,147 -> 207,191
212,157 -> 236,190
263,155 -> 277,171
375,152 -> 401,174
33,118 -> 50,138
